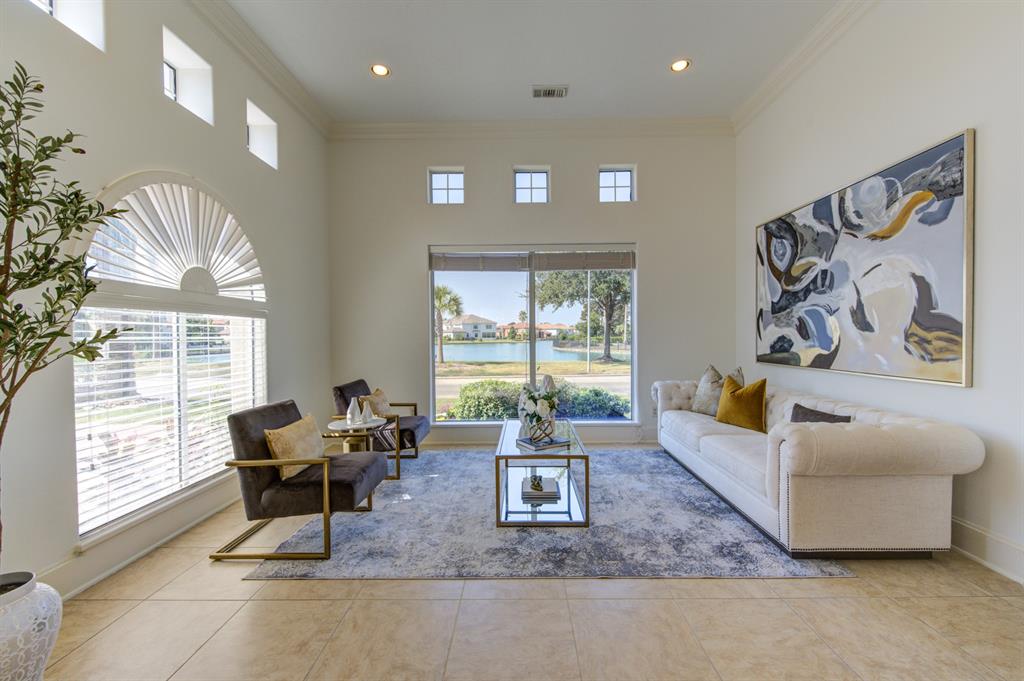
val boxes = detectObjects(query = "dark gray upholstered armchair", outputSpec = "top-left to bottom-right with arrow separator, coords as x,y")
210,399 -> 387,561
333,379 -> 431,480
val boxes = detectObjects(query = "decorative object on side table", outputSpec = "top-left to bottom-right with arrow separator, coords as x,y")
518,374 -> 559,444
755,130 -> 974,386
346,394 -> 362,423
0,64 -> 127,679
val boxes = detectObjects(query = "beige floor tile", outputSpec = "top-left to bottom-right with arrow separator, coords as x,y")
765,577 -> 884,598
356,579 -> 463,599
895,596 -> 1024,681
171,600 -> 347,680
76,547 -> 209,600
46,600 -> 242,680
844,558 -> 990,597
789,597 -> 992,680
680,598 -> 855,680
570,599 -> 717,680
238,514 -> 319,549
564,578 -> 675,599
445,599 -> 580,681
307,599 -> 458,680
463,579 -> 565,599
163,510 -> 254,549
670,578 -> 774,598
151,559 -> 266,600
933,552 -> 1024,597
47,599 -> 139,667
254,579 -> 364,600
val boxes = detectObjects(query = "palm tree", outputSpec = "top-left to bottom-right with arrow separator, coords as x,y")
433,285 -> 463,364
517,309 -> 528,323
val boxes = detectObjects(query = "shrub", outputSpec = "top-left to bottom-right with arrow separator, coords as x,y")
446,379 -> 521,420
446,379 -> 630,421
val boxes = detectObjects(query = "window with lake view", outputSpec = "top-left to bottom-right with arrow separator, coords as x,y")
430,248 -> 635,423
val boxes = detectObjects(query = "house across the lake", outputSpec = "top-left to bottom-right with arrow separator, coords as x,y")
496,322 -> 573,339
443,314 -> 497,339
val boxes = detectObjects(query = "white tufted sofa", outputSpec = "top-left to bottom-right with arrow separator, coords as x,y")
651,380 -> 985,555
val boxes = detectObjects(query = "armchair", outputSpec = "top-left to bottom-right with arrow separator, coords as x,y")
210,399 -> 387,561
333,379 -> 431,480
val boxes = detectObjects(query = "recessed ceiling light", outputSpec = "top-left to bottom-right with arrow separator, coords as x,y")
669,59 -> 691,73
370,64 -> 391,77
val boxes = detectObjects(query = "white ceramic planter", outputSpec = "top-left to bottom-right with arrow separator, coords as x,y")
0,572 -> 62,681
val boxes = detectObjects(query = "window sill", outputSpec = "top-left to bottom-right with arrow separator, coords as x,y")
75,470 -> 236,553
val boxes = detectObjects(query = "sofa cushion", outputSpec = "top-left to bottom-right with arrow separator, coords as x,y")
698,434 -> 767,498
661,410 -> 752,452
692,365 -> 744,416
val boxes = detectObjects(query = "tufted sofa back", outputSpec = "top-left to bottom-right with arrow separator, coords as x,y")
764,387 -> 928,430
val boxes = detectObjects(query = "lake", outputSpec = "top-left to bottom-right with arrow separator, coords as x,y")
441,340 -> 626,362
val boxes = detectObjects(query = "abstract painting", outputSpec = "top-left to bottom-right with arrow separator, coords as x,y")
755,131 -> 973,385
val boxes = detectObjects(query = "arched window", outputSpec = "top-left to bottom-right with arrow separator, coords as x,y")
73,175 -> 268,536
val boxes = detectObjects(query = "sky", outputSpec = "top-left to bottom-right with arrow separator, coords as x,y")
435,271 -> 583,326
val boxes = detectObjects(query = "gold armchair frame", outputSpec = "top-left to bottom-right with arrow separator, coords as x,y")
209,457 -> 371,562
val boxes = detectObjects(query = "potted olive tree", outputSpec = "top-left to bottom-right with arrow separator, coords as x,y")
0,63 -> 121,679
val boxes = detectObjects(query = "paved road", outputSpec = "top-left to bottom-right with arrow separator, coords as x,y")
434,374 -> 631,400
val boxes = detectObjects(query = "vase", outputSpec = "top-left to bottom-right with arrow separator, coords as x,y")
527,416 -> 556,443
346,397 -> 361,424
0,572 -> 62,681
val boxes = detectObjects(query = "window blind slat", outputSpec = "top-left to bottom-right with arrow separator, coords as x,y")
74,306 -> 267,535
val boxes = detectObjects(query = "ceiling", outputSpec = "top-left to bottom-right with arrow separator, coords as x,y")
227,0 -> 837,124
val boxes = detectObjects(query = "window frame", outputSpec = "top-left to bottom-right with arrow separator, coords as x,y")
513,167 -> 550,204
162,61 -> 177,101
30,0 -> 54,16
427,168 -> 465,205
427,246 -> 638,427
598,165 -> 636,203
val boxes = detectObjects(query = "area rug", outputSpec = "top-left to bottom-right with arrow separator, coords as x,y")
246,448 -> 851,579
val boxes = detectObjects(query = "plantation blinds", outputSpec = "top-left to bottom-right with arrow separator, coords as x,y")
73,307 -> 266,535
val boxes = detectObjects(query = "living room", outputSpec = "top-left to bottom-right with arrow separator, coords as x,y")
0,0 -> 1022,679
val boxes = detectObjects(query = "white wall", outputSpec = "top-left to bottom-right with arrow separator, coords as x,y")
0,0 -> 332,594
734,1 -> 1024,580
328,123 -> 736,444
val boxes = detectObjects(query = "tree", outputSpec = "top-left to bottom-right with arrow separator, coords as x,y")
1,63 -> 123,553
507,326 -> 518,340
535,270 -> 631,361
433,284 -> 463,364
517,309 -> 528,323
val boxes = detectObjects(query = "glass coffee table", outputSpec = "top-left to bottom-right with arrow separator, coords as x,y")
495,419 -> 589,528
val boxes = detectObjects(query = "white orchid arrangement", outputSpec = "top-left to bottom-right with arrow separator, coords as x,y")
520,385 -> 558,425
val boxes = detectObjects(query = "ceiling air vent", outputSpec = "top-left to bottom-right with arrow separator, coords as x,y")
532,85 -> 569,99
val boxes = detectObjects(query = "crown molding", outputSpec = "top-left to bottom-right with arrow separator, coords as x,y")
187,0 -> 331,136
329,117 -> 735,142
731,0 -> 877,133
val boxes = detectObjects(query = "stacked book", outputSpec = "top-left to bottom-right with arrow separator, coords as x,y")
521,477 -> 561,504
516,436 -> 570,451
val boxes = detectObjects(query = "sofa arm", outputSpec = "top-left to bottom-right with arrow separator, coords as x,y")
768,421 -> 985,478
651,380 -> 698,425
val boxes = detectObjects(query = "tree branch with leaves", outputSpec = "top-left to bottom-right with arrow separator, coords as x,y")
0,63 -> 123,551
433,284 -> 463,364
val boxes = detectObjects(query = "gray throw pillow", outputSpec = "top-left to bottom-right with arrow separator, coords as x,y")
692,365 -> 744,416
790,403 -> 852,423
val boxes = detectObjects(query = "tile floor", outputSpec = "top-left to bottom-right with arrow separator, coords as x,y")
49,501 -> 1024,680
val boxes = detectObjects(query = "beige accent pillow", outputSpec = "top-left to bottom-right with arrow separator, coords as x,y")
359,388 -> 392,417
691,365 -> 745,416
265,414 -> 324,479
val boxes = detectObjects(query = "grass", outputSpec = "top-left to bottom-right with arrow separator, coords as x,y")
435,359 -> 631,377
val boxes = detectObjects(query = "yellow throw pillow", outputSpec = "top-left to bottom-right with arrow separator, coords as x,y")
265,414 -> 324,479
359,388 -> 392,417
715,377 -> 767,433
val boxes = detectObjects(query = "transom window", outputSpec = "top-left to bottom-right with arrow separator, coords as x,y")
430,170 -> 464,204
514,170 -> 549,204
30,0 -> 54,16
75,179 -> 267,536
162,61 -> 177,100
599,168 -> 635,202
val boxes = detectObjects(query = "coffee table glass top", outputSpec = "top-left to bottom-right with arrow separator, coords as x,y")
495,419 -> 589,527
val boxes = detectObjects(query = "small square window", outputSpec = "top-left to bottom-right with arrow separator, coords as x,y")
513,170 -> 549,204
599,167 -> 634,202
429,171 -> 465,204
162,62 -> 177,100
30,0 -> 54,16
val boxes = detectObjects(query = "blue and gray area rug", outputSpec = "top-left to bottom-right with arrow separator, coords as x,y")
246,448 -> 850,580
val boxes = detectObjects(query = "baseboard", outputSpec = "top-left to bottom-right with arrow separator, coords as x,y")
952,516 -> 1024,585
